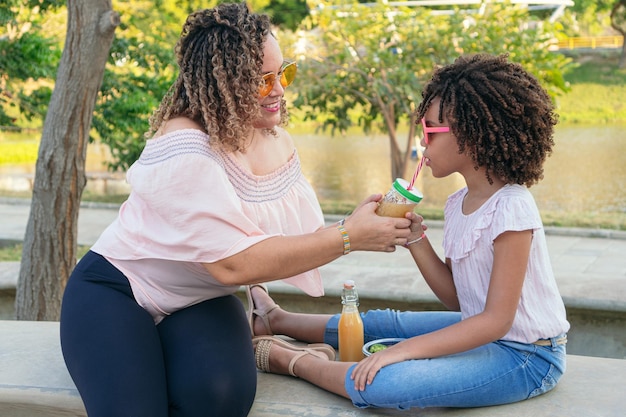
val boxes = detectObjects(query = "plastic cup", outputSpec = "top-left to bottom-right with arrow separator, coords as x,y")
375,178 -> 423,218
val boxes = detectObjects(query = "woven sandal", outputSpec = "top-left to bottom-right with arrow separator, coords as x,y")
253,336 -> 335,377
246,284 -> 280,337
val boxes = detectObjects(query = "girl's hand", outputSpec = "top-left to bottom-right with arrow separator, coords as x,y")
350,344 -> 408,391
405,212 -> 427,243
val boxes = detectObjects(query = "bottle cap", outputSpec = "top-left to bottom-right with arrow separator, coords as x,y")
343,279 -> 355,289
392,178 -> 423,203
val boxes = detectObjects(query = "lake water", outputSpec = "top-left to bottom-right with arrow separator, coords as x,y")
1,125 -> 624,215
293,125 -> 626,215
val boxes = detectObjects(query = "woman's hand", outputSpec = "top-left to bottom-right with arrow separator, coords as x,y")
350,344 -> 409,391
343,194 -> 412,252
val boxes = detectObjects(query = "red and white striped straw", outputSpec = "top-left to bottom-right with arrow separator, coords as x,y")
407,156 -> 424,190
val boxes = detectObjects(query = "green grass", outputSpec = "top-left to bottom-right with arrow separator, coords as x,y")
319,204 -> 626,231
0,142 -> 39,165
0,130 -> 40,165
557,51 -> 626,124
538,210 -> 625,231
0,243 -> 24,261
0,242 -> 91,262
79,191 -> 130,205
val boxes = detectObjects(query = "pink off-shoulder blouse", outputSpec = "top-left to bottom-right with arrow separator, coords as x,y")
91,129 -> 325,323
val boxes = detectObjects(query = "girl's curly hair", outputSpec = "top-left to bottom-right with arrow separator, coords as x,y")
147,2 -> 288,151
416,54 -> 557,187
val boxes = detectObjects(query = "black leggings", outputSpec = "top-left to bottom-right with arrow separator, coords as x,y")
60,251 -> 257,417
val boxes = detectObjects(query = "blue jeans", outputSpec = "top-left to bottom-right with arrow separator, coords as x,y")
324,309 -> 566,410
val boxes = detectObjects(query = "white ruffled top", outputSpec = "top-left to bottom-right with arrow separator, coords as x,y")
92,129 -> 325,323
443,184 -> 570,343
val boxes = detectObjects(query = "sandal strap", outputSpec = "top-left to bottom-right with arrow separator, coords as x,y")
247,284 -> 280,336
252,304 -> 279,335
288,349 -> 329,377
288,351 -> 308,377
255,338 -> 272,372
253,336 -> 334,378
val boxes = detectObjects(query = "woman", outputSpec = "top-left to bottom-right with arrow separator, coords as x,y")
59,3 -> 411,417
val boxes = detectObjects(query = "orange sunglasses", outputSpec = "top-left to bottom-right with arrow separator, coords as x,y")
259,61 -> 297,98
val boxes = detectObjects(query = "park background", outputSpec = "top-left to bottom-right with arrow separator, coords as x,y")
1,0 -> 625,318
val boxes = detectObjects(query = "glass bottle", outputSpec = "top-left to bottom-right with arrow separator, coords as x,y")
338,280 -> 364,362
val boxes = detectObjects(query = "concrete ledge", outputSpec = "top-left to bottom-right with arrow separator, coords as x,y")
2,270 -> 626,359
1,320 -> 625,417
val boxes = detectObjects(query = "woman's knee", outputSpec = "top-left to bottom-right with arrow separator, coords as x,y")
169,365 -> 257,417
160,296 -> 257,416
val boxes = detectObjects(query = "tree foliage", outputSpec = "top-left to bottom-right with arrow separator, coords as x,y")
1,0 -> 587,178
91,0 -> 185,171
293,0 -> 572,180
560,0 -> 618,36
262,0 -> 309,31
1,0 -> 309,168
0,0 -> 63,128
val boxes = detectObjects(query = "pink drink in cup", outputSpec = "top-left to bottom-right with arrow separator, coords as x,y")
375,178 -> 423,218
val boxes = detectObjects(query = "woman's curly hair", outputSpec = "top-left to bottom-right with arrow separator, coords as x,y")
416,54 -> 557,187
147,2 -> 288,151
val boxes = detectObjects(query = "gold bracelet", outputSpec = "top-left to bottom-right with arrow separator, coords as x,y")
405,233 -> 426,247
336,223 -> 351,255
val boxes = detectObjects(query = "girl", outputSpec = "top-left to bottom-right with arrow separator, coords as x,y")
250,53 -> 570,411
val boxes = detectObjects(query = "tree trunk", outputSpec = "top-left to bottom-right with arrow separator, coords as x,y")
388,129 -> 403,181
611,0 -> 626,69
388,113 -> 419,182
15,0 -> 119,321
401,112 -> 419,180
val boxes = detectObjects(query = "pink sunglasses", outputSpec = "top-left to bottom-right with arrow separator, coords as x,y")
421,118 -> 450,145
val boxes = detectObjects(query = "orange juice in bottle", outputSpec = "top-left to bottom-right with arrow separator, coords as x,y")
338,280 -> 364,362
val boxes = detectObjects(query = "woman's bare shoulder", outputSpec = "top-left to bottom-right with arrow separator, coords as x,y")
153,117 -> 205,138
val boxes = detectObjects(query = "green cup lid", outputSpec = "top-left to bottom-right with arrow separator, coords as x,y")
392,178 -> 423,203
